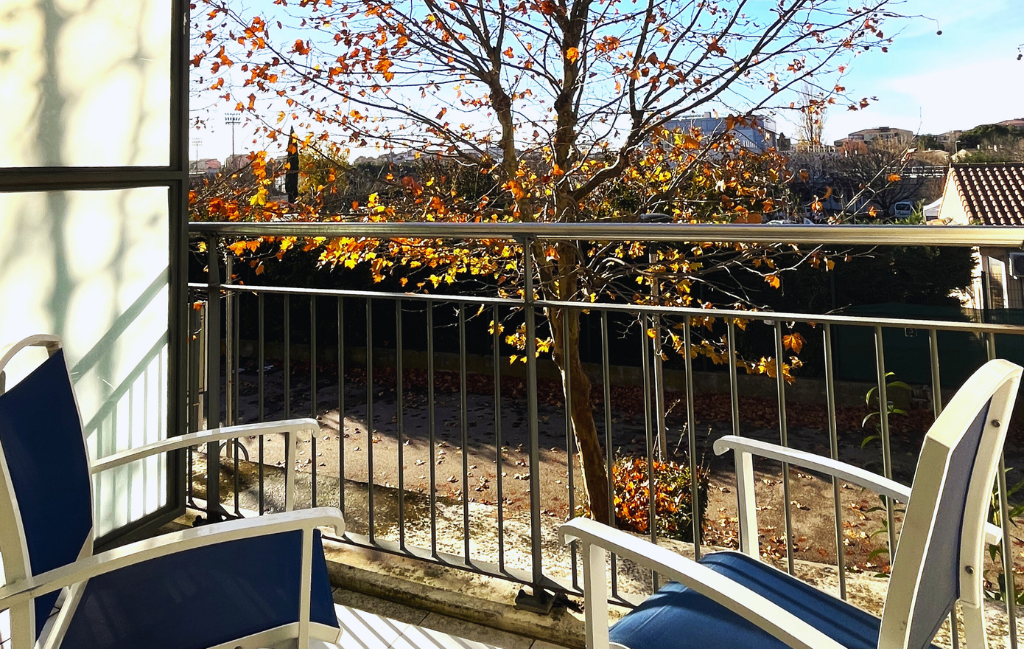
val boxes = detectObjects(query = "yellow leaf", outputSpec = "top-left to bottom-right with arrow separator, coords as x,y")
566,47 -> 580,63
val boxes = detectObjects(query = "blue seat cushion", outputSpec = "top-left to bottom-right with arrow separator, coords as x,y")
60,530 -> 338,649
610,551 -> 938,649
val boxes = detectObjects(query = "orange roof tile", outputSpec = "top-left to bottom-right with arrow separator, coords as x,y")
951,163 -> 1024,226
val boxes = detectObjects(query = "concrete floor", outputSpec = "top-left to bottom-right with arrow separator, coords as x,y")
0,591 -> 567,649
332,589 -> 567,649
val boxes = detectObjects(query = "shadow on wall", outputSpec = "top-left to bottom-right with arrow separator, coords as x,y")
0,0 -> 173,535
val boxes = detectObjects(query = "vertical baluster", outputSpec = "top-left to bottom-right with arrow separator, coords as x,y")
258,293 -> 265,514
459,303 -> 471,563
338,297 -> 346,515
232,290 -> 240,517
311,296 -> 318,507
366,299 -> 375,543
929,329 -> 943,417
284,295 -> 291,420
396,300 -> 406,551
930,328 -> 958,648
233,289 -> 240,424
823,324 -> 846,599
493,304 -> 505,571
641,313 -> 658,591
873,325 -> 897,559
427,302 -> 438,557
563,306 -> 578,590
727,318 -> 740,437
774,321 -> 794,575
523,237 -> 546,603
683,318 -> 700,558
601,310 -> 618,598
205,237 -> 222,521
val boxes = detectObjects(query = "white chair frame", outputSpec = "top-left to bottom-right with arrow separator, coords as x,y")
561,359 -> 1021,649
0,334 -> 343,649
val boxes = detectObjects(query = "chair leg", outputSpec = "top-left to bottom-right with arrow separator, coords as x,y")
9,601 -> 33,649
961,602 -> 987,649
735,452 -> 759,558
582,543 -> 610,649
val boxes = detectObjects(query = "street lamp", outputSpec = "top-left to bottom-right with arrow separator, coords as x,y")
224,113 -> 241,166
191,137 -> 202,172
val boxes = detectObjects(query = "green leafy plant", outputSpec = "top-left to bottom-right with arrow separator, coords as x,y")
985,470 -> 1024,603
612,456 -> 709,543
861,372 -> 911,449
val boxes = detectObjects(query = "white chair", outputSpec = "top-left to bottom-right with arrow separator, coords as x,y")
561,358 -> 1021,649
0,334 -> 344,648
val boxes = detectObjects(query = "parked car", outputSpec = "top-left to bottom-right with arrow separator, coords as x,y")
890,201 -> 915,218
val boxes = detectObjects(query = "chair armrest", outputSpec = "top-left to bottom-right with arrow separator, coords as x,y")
712,436 -> 1003,547
560,518 -> 849,649
91,419 -> 321,512
0,507 -> 345,608
713,436 -> 909,501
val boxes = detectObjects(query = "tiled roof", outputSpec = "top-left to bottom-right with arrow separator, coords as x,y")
951,163 -> 1024,226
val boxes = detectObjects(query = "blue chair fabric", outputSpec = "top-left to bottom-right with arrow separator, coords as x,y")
0,351 -> 93,636
609,552 -> 940,649
60,530 -> 338,649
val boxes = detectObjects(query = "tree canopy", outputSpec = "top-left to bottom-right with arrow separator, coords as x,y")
192,0 -> 910,523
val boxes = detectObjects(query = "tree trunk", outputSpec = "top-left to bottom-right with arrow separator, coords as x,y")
550,305 -> 611,525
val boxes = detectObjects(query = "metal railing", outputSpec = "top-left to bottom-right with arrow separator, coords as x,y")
187,221 -> 1024,643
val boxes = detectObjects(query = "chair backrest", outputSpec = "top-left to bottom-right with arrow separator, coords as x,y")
879,359 -> 1021,649
0,339 -> 94,639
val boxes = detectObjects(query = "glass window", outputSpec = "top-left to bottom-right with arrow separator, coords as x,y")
0,0 -> 171,167
0,188 -> 170,535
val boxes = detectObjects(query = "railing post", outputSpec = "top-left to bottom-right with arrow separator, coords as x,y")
225,254 -> 234,427
515,235 -> 555,613
204,235 -> 223,522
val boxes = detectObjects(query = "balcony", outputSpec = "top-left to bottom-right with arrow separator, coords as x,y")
166,221 -> 1024,648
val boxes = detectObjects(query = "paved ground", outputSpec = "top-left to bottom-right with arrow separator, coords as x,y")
197,361 -> 1024,584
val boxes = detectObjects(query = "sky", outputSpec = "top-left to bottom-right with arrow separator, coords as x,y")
805,0 -> 1023,143
190,0 -> 1024,161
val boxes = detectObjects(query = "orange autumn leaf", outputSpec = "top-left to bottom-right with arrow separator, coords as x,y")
887,173 -> 901,183
783,333 -> 805,354
765,274 -> 781,289
566,47 -> 580,63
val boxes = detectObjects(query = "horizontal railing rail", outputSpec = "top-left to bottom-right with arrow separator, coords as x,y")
188,282 -> 1024,336
190,221 -> 1024,248
184,220 -> 1024,644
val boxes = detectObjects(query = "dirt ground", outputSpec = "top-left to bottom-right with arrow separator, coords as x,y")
194,358 -> 1024,588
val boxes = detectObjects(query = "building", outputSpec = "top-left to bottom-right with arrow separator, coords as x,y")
998,118 -> 1024,129
936,130 -> 963,150
834,126 -> 914,148
935,162 -> 1024,309
188,158 -> 221,177
662,112 -> 779,152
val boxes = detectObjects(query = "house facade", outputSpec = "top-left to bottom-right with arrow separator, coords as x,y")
936,162 -> 1024,309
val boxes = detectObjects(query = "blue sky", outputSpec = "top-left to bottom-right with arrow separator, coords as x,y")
192,0 -> 1023,160
812,0 -> 1022,142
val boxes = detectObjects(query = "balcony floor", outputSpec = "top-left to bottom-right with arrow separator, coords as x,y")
332,589 -> 565,649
